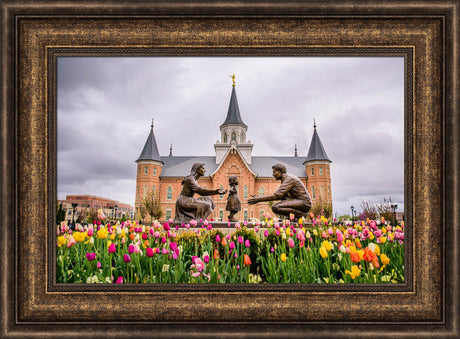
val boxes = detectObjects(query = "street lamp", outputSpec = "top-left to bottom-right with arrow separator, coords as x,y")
350,206 -> 355,222
391,204 -> 398,225
71,203 -> 78,229
115,205 -> 118,220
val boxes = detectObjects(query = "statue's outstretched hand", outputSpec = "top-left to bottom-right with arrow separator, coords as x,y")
216,188 -> 228,195
248,195 -> 259,205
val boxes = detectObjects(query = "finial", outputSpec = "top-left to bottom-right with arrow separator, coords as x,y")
294,144 -> 298,157
169,143 -> 173,157
229,74 -> 236,87
151,119 -> 154,130
313,119 -> 316,129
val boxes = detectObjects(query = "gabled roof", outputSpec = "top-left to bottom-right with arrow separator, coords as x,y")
305,125 -> 331,162
136,122 -> 163,163
209,147 -> 258,178
220,86 -> 247,128
159,155 -> 307,178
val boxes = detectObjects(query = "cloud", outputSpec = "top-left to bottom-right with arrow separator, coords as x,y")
57,56 -> 405,216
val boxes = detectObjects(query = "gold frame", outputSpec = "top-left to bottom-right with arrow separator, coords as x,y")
1,1 -> 458,337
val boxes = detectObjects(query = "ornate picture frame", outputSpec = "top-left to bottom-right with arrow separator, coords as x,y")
1,1 -> 458,337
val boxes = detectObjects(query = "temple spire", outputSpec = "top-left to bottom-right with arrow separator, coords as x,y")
220,76 -> 247,128
304,122 -> 331,163
136,120 -> 163,163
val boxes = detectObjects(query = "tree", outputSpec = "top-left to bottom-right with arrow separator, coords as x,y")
358,201 -> 379,221
311,195 -> 333,219
376,197 -> 394,222
143,189 -> 163,222
56,203 -> 67,225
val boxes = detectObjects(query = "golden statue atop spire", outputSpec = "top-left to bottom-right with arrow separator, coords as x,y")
229,74 -> 236,87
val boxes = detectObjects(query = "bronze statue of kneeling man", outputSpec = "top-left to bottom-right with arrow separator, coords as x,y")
174,163 -> 227,223
248,163 -> 312,219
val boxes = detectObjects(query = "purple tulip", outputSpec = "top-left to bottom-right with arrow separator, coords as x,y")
123,254 -> 131,263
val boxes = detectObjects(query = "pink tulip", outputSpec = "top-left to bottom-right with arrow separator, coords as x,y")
97,261 -> 102,268
108,243 -> 116,253
86,252 -> 96,261
163,223 -> 170,231
146,248 -> 154,257
128,244 -> 135,254
203,254 -> 210,263
245,239 -> 251,247
123,254 -> 131,263
169,242 -> 178,251
336,230 -> 344,243
264,230 -> 269,237
229,241 -> 235,250
216,235 -> 221,243
288,238 -> 295,248
115,276 -> 123,284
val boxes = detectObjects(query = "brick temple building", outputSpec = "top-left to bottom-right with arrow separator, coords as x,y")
135,81 -> 332,223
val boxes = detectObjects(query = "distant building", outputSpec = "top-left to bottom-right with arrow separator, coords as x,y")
135,80 -> 332,223
58,194 -> 132,224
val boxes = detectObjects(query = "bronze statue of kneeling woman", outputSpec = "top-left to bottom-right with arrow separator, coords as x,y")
174,163 -> 227,223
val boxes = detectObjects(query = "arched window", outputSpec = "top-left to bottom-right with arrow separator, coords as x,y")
219,209 -> 224,221
244,210 -> 248,221
240,132 -> 245,143
167,187 -> 172,200
223,133 -> 227,143
231,132 -> 236,141
259,187 -> 265,195
243,185 -> 248,199
260,210 -> 265,220
311,168 -> 315,176
311,186 -> 316,199
319,167 -> 323,175
166,209 -> 171,220
219,185 -> 224,199
144,167 -> 148,175
153,167 -> 157,176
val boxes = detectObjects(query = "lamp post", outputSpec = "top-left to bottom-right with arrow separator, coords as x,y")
350,206 -> 355,223
71,203 -> 78,229
115,205 -> 118,220
391,204 -> 398,225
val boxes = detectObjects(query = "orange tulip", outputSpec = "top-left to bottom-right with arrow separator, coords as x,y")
221,237 -> 228,247
129,233 -> 135,240
213,249 -> 220,260
129,226 -> 135,233
350,251 -> 361,263
355,238 -> 362,248
243,254 -> 251,266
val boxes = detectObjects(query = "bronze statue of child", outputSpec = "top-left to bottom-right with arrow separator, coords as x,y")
226,175 -> 241,222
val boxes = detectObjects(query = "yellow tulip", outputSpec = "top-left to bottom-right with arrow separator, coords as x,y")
345,265 -> 361,279
379,236 -> 387,244
319,246 -> 328,258
110,233 -> 116,240
286,228 -> 291,236
280,253 -> 287,262
322,241 -> 332,252
57,235 -> 66,247
97,227 -> 108,239
380,253 -> 390,266
73,232 -> 86,242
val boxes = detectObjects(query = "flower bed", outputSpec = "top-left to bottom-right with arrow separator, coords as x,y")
56,213 -> 404,284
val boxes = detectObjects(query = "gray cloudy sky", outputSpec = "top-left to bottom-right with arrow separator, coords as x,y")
57,57 -> 405,217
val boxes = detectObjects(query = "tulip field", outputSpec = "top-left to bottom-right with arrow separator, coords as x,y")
56,212 -> 405,284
